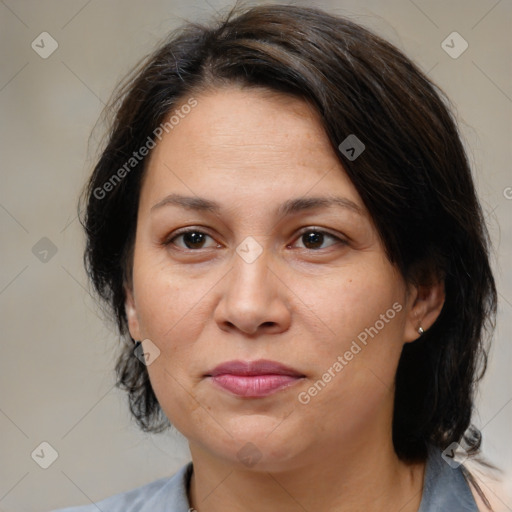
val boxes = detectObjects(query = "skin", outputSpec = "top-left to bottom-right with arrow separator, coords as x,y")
125,86 -> 445,512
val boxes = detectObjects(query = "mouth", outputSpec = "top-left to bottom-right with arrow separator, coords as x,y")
205,359 -> 306,398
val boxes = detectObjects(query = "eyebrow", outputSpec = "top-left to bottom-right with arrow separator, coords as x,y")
150,193 -> 364,217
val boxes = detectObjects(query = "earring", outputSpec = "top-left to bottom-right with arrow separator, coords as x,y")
418,326 -> 425,335
133,340 -> 142,349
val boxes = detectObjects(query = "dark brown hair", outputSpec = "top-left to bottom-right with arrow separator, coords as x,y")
81,2 -> 497,471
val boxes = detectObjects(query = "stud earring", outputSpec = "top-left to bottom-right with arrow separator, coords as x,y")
418,326 -> 425,335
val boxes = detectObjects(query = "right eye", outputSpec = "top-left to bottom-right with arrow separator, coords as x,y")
164,228 -> 220,250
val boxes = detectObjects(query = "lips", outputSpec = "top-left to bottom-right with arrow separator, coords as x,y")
206,360 -> 305,398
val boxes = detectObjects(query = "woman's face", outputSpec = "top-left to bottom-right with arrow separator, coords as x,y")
125,86 -> 429,470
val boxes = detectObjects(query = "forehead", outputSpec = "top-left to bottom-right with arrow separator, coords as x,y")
141,86 -> 363,210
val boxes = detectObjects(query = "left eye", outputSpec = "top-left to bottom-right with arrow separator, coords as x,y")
291,229 -> 343,250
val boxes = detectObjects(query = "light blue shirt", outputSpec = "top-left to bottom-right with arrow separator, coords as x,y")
50,445 -> 478,511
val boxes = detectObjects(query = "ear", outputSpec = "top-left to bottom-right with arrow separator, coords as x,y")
403,279 -> 445,343
124,284 -> 142,341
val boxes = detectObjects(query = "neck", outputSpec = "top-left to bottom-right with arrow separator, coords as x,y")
187,435 -> 426,512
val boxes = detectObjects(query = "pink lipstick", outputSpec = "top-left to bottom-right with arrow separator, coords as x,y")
206,360 -> 304,398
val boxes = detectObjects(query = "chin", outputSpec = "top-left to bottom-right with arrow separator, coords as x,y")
207,420 -> 306,470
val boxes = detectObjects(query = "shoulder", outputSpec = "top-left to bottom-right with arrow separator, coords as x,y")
418,446 -> 480,512
47,462 -> 193,512
464,458 -> 511,512
419,446 -> 511,512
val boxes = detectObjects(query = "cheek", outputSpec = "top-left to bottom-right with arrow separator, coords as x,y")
293,271 -> 405,436
294,261 -> 407,393
133,255 -> 200,340
131,252 -> 217,387
132,257 -> 207,429
301,263 -> 404,341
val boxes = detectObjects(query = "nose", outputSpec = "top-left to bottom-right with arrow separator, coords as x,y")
213,243 -> 292,336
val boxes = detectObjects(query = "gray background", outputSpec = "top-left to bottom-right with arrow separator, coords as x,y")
0,0 -> 511,510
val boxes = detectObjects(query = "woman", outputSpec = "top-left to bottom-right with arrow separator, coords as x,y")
53,4 -> 498,511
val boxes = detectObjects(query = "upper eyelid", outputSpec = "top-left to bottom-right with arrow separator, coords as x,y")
294,226 -> 343,239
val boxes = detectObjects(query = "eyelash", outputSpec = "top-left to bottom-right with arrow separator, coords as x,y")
163,227 -> 347,251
